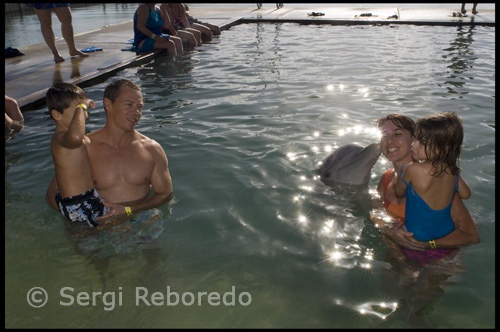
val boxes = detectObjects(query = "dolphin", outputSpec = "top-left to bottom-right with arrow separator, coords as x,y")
318,143 -> 381,186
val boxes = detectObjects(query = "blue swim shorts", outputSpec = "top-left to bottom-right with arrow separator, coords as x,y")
55,188 -> 110,228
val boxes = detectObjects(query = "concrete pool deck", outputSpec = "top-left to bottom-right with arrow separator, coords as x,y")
5,4 -> 495,110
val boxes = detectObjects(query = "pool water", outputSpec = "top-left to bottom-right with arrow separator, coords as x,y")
5,22 -> 495,328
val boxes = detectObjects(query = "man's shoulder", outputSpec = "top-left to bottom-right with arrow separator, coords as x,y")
132,131 -> 163,151
135,131 -> 156,143
87,129 -> 163,152
86,128 -> 102,139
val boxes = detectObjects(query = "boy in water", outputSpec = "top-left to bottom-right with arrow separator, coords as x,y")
394,112 -> 471,244
47,83 -> 109,228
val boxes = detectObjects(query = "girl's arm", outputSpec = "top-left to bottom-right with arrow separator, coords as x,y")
136,5 -> 155,37
160,4 -> 178,35
177,3 -> 192,28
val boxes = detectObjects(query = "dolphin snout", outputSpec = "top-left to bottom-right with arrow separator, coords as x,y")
318,142 -> 382,185
365,142 -> 382,158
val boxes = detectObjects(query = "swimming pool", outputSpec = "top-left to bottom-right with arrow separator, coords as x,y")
5,22 -> 495,328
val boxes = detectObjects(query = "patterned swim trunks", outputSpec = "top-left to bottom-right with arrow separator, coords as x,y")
55,188 -> 110,228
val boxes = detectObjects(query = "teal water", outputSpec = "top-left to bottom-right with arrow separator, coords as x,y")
5,22 -> 495,328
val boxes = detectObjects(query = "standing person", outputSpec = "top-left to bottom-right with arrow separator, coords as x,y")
46,83 -> 109,228
371,114 -> 479,250
133,3 -> 182,55
461,3 -> 478,15
46,79 -> 174,224
394,112 -> 471,244
28,3 -> 89,63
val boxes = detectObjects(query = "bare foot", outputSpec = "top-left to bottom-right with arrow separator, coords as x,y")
472,10 -> 478,14
54,54 -> 65,63
69,50 -> 90,58
461,9 -> 467,14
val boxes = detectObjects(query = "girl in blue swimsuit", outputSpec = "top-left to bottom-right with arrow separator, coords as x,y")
394,112 -> 471,246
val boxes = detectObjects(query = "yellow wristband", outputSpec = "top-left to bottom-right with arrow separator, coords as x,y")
125,206 -> 133,217
76,103 -> 87,111
429,240 -> 437,249
151,33 -> 156,40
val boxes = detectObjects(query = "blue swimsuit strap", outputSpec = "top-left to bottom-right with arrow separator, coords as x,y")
453,173 -> 459,193
399,165 -> 410,187
398,165 -> 405,176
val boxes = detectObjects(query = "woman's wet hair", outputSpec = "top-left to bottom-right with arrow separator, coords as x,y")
376,114 -> 415,136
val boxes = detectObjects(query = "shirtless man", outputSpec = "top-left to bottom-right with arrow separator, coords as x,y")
46,79 -> 173,224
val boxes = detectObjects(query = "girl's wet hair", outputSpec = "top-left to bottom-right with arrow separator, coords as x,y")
46,83 -> 88,117
414,112 -> 463,176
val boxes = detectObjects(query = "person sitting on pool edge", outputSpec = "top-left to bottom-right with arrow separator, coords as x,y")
46,83 -> 109,228
183,3 -> 221,36
46,79 -> 174,227
133,3 -> 182,55
160,3 -> 202,47
162,3 -> 211,42
371,114 -> 479,251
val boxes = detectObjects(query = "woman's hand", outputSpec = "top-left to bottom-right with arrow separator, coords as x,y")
383,223 -> 426,251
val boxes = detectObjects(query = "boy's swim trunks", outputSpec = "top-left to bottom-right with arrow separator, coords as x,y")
55,188 -> 110,228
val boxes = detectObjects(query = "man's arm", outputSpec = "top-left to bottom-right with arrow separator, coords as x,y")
127,140 -> 173,213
